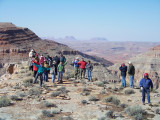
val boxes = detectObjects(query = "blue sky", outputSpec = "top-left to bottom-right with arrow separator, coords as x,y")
0,0 -> 160,41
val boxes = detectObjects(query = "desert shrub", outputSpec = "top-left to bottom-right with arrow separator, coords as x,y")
19,92 -> 27,97
58,116 -> 73,120
120,103 -> 128,108
96,81 -> 104,87
23,77 -> 33,83
88,95 -> 99,101
42,84 -> 51,90
82,87 -> 90,92
51,110 -> 60,114
104,96 -> 120,105
155,108 -> 160,114
81,100 -> 88,105
125,89 -> 135,95
43,101 -> 56,107
42,110 -> 54,117
125,105 -> 144,120
84,91 -> 90,96
152,89 -> 158,93
13,85 -> 21,89
100,90 -> 106,94
10,95 -> 22,101
24,82 -> 33,87
29,87 -> 42,96
105,110 -> 114,118
0,96 -> 11,107
51,91 -> 62,97
56,86 -> 69,93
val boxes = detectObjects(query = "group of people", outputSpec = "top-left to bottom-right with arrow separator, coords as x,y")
29,49 -> 67,86
119,61 -> 153,105
72,57 -> 93,81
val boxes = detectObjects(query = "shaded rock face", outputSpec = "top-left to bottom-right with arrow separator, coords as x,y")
108,45 -> 160,89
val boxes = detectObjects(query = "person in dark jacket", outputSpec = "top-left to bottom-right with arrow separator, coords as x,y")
46,55 -> 52,67
139,73 -> 153,105
53,55 -> 60,75
128,61 -> 135,88
59,53 -> 66,73
119,63 -> 127,87
50,61 -> 56,83
85,60 -> 93,81
72,57 -> 80,80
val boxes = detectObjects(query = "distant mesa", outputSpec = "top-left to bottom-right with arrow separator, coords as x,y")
90,37 -> 108,41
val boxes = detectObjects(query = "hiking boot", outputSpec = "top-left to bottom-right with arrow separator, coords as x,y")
143,102 -> 145,105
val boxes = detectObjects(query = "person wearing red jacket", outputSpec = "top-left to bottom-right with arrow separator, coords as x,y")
78,58 -> 87,79
32,58 -> 40,77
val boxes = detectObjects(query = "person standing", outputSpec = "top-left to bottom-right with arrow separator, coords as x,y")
72,57 -> 80,80
39,54 -> 45,64
139,73 -> 153,105
46,55 -> 52,67
44,59 -> 49,82
119,63 -> 127,87
50,61 -> 56,83
33,63 -> 50,87
78,58 -> 87,79
53,55 -> 60,75
28,49 -> 34,71
57,61 -> 67,84
59,53 -> 66,73
32,57 -> 40,78
85,60 -> 93,81
128,61 -> 135,88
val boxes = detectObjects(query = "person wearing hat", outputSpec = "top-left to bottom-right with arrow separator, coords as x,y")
128,61 -> 135,88
139,73 -> 153,105
50,61 -> 56,83
72,57 -> 80,80
53,55 -> 60,75
119,63 -> 127,87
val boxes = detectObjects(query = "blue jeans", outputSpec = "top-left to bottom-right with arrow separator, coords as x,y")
58,72 -> 63,82
87,70 -> 92,81
142,88 -> 150,103
52,73 -> 56,83
43,71 -> 48,82
34,72 -> 43,86
129,75 -> 134,88
121,76 -> 126,87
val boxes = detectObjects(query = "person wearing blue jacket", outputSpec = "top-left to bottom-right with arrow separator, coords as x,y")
33,63 -> 50,86
119,63 -> 127,87
72,57 -> 80,80
139,73 -> 153,105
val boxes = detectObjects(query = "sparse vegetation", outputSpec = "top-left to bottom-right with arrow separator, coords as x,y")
23,77 -> 33,83
56,86 -> 69,93
104,96 -> 120,105
96,81 -> 104,87
0,96 -> 11,107
42,110 -> 54,117
51,91 -> 62,97
155,108 -> 160,114
58,116 -> 73,120
43,101 -> 56,108
24,82 -> 33,87
81,100 -> 88,105
100,90 -> 106,94
105,110 -> 114,118
19,92 -> 27,98
10,95 -> 22,101
120,103 -> 128,108
98,117 -> 110,120
125,89 -> 135,95
125,105 -> 144,120
88,95 -> 99,101
29,87 -> 42,96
